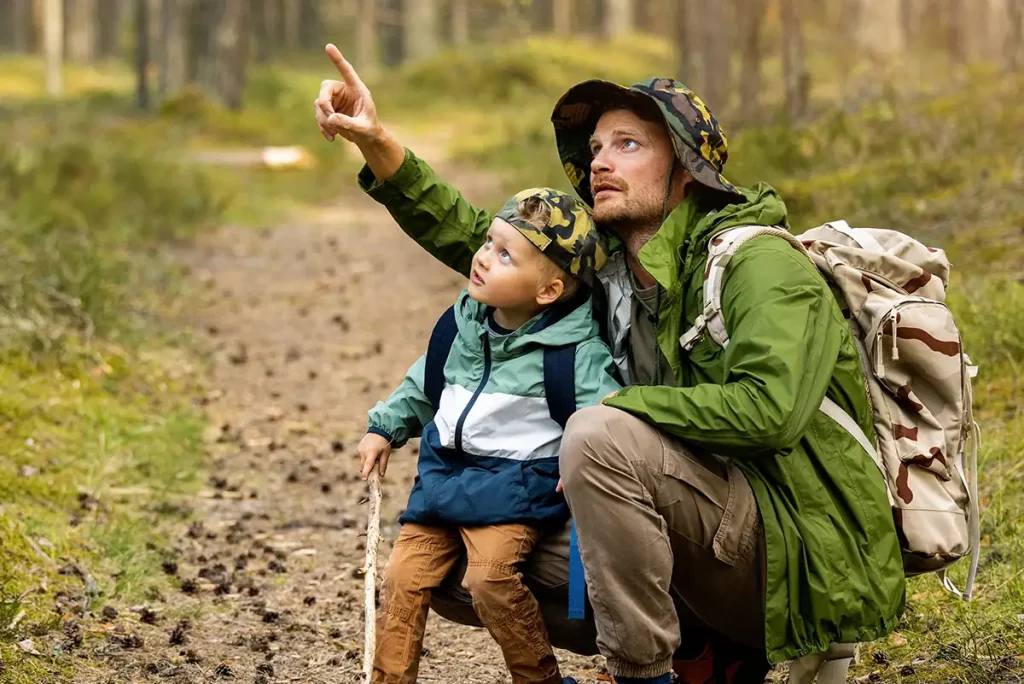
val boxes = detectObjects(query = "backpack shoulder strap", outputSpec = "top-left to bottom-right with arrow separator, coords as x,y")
543,343 -> 577,429
679,225 -> 807,351
424,306 -> 458,412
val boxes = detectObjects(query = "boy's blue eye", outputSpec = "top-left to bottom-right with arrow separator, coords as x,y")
500,251 -> 512,263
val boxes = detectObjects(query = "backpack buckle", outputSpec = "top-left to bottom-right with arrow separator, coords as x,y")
679,315 -> 706,351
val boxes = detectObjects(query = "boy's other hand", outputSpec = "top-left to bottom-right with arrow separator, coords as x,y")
315,44 -> 380,144
358,432 -> 393,480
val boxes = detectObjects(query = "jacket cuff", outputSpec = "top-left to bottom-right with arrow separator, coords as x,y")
357,147 -> 418,197
366,426 -> 396,443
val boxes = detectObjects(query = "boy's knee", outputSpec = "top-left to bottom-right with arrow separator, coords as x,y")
560,404 -> 633,489
461,563 -> 514,608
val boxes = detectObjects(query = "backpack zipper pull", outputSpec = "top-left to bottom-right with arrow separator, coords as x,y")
891,310 -> 900,361
876,326 -> 886,379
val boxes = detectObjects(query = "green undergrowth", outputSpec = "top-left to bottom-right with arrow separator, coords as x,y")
0,56 -> 359,229
0,112 -> 217,680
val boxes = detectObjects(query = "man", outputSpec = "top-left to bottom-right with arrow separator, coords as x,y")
314,44 -> 905,683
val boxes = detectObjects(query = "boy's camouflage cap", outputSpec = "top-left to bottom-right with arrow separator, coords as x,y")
551,77 -> 743,206
496,187 -> 608,287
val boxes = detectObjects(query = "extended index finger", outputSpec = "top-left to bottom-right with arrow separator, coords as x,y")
325,44 -> 367,92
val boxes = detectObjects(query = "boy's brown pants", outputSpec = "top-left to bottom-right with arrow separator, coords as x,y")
372,522 -> 562,684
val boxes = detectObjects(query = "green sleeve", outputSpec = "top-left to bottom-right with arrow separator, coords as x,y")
358,148 -> 492,277
604,241 -> 843,457
574,339 -> 622,410
366,354 -> 434,448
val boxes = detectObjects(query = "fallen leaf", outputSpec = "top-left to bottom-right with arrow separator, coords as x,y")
16,638 -> 41,656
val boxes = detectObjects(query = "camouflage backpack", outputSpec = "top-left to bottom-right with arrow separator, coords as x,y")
679,220 -> 981,598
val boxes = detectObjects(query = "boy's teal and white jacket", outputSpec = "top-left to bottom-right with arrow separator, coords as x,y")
367,290 -> 620,527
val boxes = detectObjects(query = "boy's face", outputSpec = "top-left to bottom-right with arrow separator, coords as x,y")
468,218 -> 563,312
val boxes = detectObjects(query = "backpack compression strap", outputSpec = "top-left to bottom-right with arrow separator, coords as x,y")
424,306 -> 458,412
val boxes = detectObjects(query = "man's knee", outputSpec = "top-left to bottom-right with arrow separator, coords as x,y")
560,404 -> 635,489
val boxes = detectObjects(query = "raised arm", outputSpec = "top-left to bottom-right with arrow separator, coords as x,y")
314,44 -> 490,276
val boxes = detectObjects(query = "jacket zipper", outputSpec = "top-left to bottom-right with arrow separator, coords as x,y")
455,334 -> 492,455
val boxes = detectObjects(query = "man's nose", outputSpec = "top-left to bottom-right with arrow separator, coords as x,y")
591,148 -> 612,175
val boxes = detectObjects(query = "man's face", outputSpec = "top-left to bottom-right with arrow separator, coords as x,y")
588,108 -> 679,228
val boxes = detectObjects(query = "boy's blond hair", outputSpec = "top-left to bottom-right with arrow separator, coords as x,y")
516,196 -> 581,300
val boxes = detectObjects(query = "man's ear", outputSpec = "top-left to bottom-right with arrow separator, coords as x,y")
671,164 -> 695,204
536,277 -> 565,307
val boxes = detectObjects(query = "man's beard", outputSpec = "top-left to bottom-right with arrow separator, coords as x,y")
593,185 -> 665,257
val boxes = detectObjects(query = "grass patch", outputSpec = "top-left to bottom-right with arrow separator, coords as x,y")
0,91 -> 217,678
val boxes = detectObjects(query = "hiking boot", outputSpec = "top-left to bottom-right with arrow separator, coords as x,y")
672,635 -> 771,684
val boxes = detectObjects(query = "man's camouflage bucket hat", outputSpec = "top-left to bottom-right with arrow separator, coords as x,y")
551,77 -> 744,206
496,187 -> 608,287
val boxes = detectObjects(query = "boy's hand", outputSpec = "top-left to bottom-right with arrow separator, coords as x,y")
358,433 -> 393,480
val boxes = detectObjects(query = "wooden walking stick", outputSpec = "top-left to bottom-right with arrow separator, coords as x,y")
363,466 -> 382,683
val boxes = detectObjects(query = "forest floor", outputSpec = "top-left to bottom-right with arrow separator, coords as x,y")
57,137 -> 609,684
2,45 -> 1022,684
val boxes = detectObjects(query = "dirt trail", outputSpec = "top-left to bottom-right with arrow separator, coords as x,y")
76,143 -> 604,683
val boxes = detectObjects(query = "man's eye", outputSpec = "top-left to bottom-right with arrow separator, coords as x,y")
590,144 -> 601,156
622,139 -> 639,150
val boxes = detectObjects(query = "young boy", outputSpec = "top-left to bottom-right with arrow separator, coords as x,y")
357,187 -> 620,684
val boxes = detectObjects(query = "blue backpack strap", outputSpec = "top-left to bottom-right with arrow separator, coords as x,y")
543,343 -> 588,619
424,306 -> 458,412
543,343 -> 577,429
568,519 -> 587,620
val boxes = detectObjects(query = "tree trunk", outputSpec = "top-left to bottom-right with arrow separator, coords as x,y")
675,0 -> 700,92
355,0 -> 378,74
215,0 -> 249,110
189,0 -> 219,89
901,0 -> 915,45
283,0 -> 300,48
1007,0 -> 1023,69
857,0 -> 905,58
738,0 -> 766,122
44,0 -> 62,96
159,0 -> 190,98
600,0 -> 632,39
946,0 -> 966,62
299,0 -> 319,46
97,0 -> 121,57
553,0 -> 571,35
252,0 -> 270,63
780,0 -> 809,120
65,0 -> 98,62
135,0 -> 149,108
451,0 -> 469,45
701,0 -> 730,112
403,0 -> 437,62
13,0 -> 34,52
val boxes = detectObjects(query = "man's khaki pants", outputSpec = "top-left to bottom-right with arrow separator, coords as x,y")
429,406 -> 766,679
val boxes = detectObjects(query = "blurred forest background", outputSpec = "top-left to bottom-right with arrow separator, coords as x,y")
1,1 -> 1022,683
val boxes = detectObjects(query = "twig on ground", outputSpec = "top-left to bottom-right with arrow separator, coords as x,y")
363,468 -> 382,684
